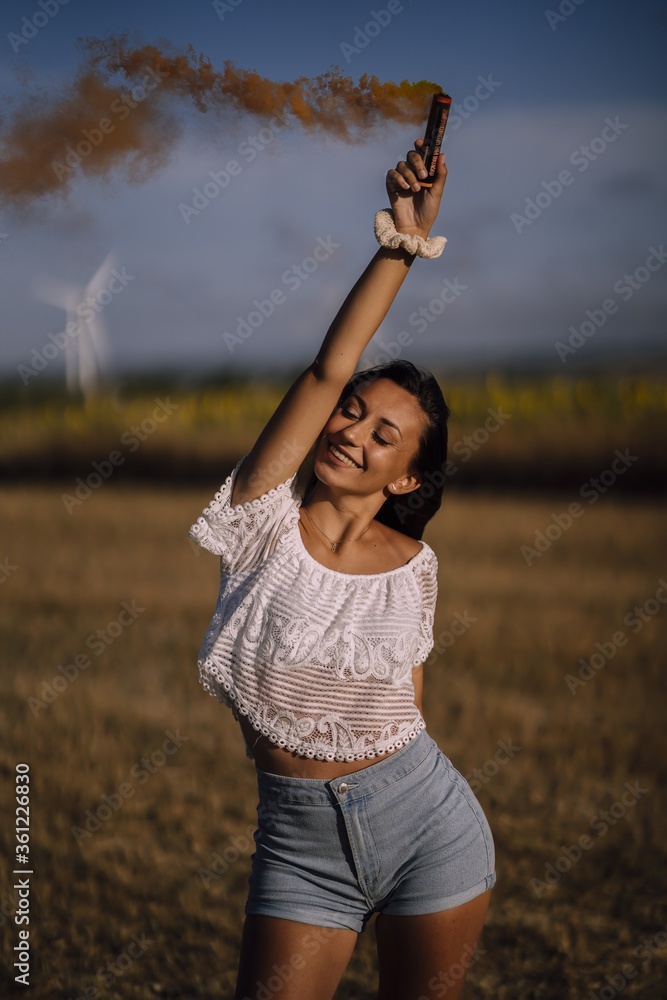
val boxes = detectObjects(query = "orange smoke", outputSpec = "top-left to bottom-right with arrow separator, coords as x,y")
0,33 -> 440,208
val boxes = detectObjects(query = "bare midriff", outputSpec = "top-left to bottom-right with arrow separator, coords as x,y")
237,714 -> 402,779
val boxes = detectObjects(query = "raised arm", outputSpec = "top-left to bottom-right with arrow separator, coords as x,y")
231,140 -> 448,506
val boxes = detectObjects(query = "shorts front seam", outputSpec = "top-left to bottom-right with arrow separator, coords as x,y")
337,796 -> 380,908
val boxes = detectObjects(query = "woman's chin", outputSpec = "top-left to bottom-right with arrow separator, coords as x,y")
312,457 -> 337,483
311,455 -> 356,488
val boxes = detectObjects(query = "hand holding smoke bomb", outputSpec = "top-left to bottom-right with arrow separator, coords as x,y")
418,93 -> 452,188
386,129 -> 448,240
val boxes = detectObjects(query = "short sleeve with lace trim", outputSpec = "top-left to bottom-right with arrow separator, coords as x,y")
187,455 -> 301,576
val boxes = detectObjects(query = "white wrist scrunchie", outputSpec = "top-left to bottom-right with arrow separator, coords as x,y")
374,209 -> 447,259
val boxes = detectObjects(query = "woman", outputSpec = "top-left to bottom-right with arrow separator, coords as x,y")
188,139 -> 495,1000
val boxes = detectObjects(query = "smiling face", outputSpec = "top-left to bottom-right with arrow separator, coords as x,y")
312,377 -> 429,499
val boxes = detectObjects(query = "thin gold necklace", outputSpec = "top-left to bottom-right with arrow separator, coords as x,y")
302,504 -> 372,553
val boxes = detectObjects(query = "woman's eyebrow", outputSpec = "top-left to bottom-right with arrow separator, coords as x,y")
348,393 -> 403,438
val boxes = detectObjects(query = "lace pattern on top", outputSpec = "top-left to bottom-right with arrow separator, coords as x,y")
188,455 -> 438,762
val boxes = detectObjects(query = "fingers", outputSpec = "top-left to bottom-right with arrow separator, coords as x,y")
387,166 -> 420,194
418,152 -> 448,193
431,152 -> 448,193
386,143 -> 447,204
408,147 -> 428,180
387,147 -> 429,194
414,136 -> 448,186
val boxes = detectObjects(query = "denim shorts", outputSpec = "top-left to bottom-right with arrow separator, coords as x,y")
245,729 -> 496,933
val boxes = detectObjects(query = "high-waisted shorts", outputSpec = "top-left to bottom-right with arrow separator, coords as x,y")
245,729 -> 496,933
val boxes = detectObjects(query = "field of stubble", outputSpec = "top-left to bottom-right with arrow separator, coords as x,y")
1,471 -> 666,999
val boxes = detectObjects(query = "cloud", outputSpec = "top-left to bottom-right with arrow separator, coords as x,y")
2,100 -> 665,378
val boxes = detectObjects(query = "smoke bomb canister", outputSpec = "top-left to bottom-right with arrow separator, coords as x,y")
419,92 -> 452,187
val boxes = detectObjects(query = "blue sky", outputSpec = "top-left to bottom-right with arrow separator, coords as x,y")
1,0 -> 666,382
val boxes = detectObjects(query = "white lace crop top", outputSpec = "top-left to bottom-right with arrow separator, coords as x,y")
187,454 -> 438,763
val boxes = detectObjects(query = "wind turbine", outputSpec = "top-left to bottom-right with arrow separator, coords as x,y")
33,252 -> 115,399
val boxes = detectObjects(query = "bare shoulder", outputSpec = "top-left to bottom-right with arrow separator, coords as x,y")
372,520 -> 423,564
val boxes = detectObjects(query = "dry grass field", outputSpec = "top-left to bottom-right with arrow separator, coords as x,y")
1,373 -> 666,997
1,472 -> 666,999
